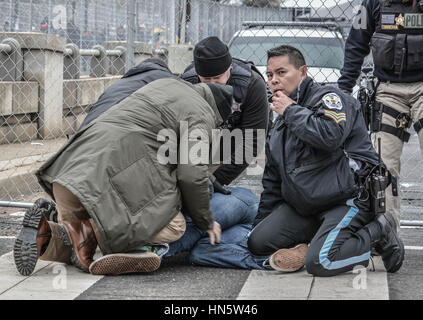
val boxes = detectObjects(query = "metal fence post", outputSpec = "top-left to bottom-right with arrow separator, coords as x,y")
29,0 -> 33,32
8,0 -> 12,31
170,0 -> 176,44
126,0 -> 135,72
191,0 -> 199,44
219,5 -> 224,41
48,0 -> 52,33
180,0 -> 187,44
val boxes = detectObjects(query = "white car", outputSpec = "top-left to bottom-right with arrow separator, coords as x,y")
228,21 -> 346,86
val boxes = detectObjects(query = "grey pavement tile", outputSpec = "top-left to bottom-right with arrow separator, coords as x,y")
0,239 -> 14,257
76,253 -> 250,300
388,250 -> 423,300
400,228 -> 423,247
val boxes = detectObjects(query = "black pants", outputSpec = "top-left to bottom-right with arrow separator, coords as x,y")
248,199 -> 376,277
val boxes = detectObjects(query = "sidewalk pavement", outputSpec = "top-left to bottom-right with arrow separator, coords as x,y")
0,138 -> 67,202
0,234 -> 389,300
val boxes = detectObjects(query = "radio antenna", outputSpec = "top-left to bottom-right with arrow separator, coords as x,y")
378,137 -> 382,174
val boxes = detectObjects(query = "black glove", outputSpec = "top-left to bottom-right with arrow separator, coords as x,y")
210,174 -> 231,195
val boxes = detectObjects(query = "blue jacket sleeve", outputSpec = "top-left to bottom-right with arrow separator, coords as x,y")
338,0 -> 378,93
283,93 -> 355,151
253,139 -> 284,227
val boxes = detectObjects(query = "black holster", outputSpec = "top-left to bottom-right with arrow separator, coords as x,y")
370,100 -> 383,133
358,87 -> 371,130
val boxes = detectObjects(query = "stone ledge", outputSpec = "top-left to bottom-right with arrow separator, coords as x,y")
0,32 -> 65,52
63,75 -> 121,109
104,41 -> 153,55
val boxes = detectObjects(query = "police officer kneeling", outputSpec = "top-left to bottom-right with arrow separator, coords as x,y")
247,45 -> 405,276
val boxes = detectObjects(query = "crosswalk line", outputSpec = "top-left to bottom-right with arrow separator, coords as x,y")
309,257 -> 388,300
237,270 -> 314,300
0,252 -> 53,296
0,251 -> 103,300
405,246 -> 423,250
237,257 -> 389,300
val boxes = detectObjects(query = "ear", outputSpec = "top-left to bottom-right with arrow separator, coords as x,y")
300,65 -> 308,79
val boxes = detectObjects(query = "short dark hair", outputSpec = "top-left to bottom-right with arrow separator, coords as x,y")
267,45 -> 306,69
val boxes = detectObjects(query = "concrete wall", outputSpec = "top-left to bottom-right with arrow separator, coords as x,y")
0,76 -> 121,144
0,81 -> 39,144
0,32 -> 194,144
62,76 -> 121,135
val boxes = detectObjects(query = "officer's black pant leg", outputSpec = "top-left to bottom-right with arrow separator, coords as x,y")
305,199 -> 375,277
248,202 -> 319,256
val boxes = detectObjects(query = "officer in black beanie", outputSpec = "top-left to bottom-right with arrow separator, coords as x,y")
181,36 -> 269,194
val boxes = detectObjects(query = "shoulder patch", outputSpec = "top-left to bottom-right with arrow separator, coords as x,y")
322,93 -> 343,110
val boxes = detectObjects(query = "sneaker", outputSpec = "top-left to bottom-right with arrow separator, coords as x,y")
134,243 -> 169,259
89,251 -> 161,275
374,212 -> 405,273
269,243 -> 308,272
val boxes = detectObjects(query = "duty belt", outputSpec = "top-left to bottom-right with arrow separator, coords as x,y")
375,101 -> 411,142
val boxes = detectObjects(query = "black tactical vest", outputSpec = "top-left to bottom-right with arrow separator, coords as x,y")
372,0 -> 423,75
181,58 -> 254,105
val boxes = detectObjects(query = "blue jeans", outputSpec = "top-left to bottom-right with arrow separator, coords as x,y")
189,223 -> 271,270
165,187 -> 270,269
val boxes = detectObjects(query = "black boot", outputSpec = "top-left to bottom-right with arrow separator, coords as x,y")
374,212 -> 405,273
14,202 -> 52,276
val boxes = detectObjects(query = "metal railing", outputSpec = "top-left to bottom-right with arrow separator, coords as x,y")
63,47 -> 123,58
0,43 -> 124,58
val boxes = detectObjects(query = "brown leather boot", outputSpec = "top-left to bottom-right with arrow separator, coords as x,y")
14,203 -> 52,276
62,220 -> 98,272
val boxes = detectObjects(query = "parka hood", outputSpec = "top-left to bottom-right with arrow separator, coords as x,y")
189,82 -> 227,126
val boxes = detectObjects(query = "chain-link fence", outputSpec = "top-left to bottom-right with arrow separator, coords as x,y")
0,0 -> 422,224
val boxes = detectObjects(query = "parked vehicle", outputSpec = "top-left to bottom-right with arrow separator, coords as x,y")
228,21 -> 346,86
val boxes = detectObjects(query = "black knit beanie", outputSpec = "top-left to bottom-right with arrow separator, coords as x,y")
205,83 -> 233,121
194,36 -> 232,77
